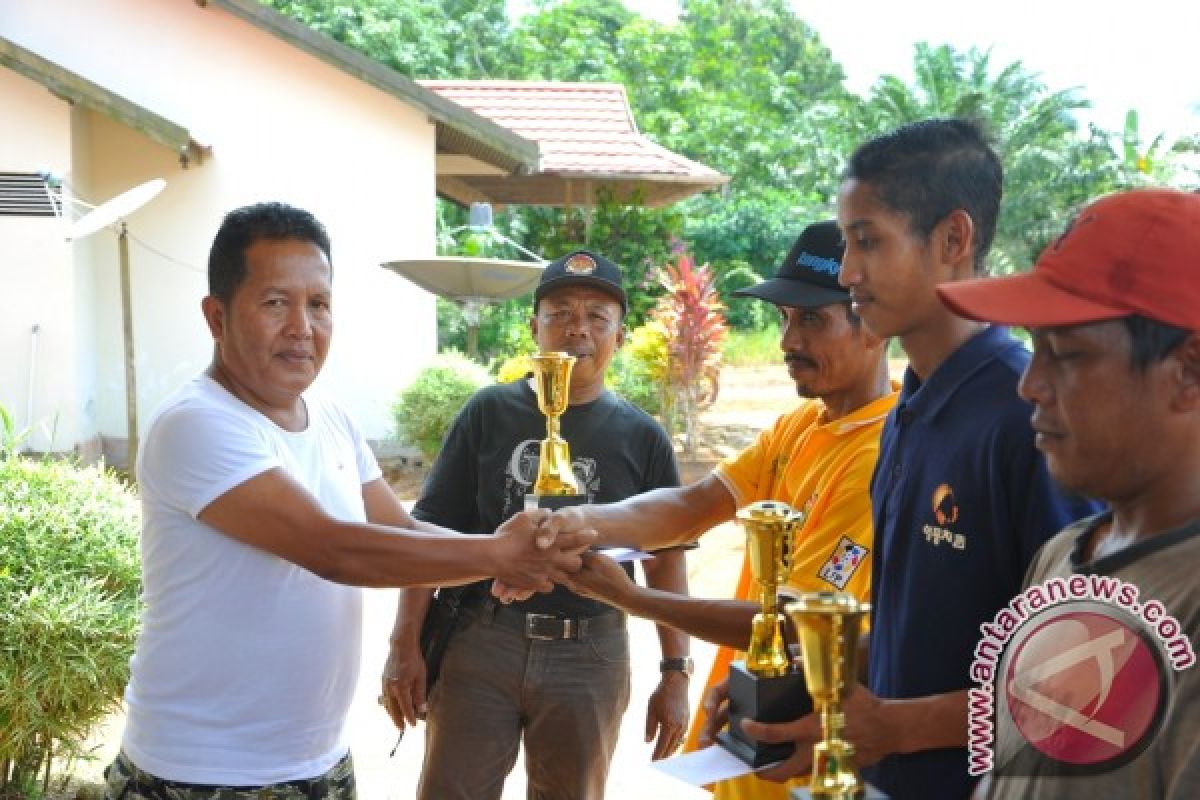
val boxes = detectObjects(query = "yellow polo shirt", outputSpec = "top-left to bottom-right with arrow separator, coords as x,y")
685,387 -> 897,800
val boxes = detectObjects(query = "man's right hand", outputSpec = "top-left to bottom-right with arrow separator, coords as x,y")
489,508 -> 596,593
697,677 -> 731,747
381,636 -> 427,732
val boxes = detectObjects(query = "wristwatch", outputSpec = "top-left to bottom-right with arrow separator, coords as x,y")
659,657 -> 694,676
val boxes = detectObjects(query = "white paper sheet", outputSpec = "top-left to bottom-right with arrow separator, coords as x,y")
651,744 -> 778,787
594,546 -> 653,563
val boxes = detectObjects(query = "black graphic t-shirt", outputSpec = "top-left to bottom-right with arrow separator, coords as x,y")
412,379 -> 680,616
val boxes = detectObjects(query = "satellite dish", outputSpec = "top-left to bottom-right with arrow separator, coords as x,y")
383,256 -> 546,359
67,178 -> 167,479
67,178 -> 165,240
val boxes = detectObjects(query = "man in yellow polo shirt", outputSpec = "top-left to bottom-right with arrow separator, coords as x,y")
561,219 -> 897,799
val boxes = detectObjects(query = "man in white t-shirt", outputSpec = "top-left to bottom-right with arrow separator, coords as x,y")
103,202 -> 594,800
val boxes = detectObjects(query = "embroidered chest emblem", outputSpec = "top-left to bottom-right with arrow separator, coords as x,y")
818,535 -> 869,589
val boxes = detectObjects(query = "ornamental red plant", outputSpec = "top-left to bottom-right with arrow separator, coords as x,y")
651,254 -> 727,458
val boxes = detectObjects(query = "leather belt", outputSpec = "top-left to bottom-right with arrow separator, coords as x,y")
485,600 -> 625,641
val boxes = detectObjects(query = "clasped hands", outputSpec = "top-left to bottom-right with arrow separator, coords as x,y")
490,505 -> 599,599
492,505 -> 630,602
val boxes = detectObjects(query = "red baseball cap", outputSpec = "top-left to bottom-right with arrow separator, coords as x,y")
937,189 -> 1200,331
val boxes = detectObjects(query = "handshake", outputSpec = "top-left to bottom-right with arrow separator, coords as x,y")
488,505 -> 603,601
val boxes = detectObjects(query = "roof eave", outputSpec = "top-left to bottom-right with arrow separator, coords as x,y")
0,35 -> 209,165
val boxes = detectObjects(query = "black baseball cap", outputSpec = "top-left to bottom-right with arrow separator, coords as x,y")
734,220 -> 848,308
534,249 -> 628,314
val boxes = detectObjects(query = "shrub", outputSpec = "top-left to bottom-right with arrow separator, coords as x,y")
717,262 -> 772,331
393,352 -> 492,460
0,425 -> 141,798
651,255 -> 728,457
607,320 -> 669,417
495,353 -> 534,384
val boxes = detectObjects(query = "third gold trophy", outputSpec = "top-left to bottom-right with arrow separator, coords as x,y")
717,500 -> 811,766
525,350 -> 586,510
785,592 -> 887,799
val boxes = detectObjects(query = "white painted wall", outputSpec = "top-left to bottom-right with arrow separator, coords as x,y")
1,0 -> 438,455
0,67 -> 84,452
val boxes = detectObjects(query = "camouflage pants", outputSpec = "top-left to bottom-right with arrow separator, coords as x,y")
103,751 -> 356,800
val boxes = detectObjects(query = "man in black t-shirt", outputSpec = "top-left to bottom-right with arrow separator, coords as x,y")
381,250 -> 691,800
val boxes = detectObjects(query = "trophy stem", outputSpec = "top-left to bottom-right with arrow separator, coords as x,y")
745,611 -> 789,678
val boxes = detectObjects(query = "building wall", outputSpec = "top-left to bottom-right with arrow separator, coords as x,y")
0,67 -> 87,453
1,0 -> 439,455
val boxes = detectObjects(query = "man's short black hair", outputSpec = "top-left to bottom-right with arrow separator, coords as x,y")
208,202 -> 332,303
844,118 -> 1003,273
1123,314 -> 1191,371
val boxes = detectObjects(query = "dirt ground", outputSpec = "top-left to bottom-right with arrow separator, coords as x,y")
47,364 -> 803,800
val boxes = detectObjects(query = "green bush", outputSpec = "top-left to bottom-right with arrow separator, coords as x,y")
0,441 -> 141,797
393,352 -> 492,460
607,320 -> 669,418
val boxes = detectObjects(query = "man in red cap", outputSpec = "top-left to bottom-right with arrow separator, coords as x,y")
937,188 -> 1200,798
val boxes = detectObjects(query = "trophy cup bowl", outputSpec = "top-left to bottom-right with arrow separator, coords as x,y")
526,351 -> 585,510
785,592 -> 886,800
717,500 -> 811,766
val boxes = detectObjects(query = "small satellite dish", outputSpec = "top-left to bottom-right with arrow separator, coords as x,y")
67,178 -> 166,240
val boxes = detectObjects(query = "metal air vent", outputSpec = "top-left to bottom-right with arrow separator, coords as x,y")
0,172 -> 60,217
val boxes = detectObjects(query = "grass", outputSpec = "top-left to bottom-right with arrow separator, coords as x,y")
722,324 -> 781,366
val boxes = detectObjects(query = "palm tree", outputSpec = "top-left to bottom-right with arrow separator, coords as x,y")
851,43 -> 1115,272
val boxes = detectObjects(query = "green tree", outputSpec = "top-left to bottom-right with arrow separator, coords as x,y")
851,43 -> 1108,270
263,0 -> 511,78
624,0 -> 856,296
504,0 -> 635,81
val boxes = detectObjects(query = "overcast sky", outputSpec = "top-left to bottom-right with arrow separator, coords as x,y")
526,0 -> 1200,144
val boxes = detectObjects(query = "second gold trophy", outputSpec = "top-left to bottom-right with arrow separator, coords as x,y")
717,500 -> 812,766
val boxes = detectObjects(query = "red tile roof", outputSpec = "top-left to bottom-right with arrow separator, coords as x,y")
418,80 -> 726,182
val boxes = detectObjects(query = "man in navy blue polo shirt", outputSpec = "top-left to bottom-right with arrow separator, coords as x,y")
742,119 -> 1101,800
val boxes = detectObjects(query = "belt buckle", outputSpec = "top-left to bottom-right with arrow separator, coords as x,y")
525,613 -> 573,640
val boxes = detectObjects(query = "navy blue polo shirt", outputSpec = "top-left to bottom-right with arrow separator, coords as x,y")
864,325 -> 1102,800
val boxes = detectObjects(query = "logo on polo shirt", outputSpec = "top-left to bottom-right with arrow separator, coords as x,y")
818,535 -> 868,589
564,253 -> 597,274
933,483 -> 959,525
924,482 -> 967,550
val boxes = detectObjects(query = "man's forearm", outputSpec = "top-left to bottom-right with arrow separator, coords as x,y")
391,587 -> 435,647
620,587 -> 756,651
884,689 -> 969,753
582,474 -> 735,550
323,521 -> 502,587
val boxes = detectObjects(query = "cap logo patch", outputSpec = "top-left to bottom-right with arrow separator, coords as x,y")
564,253 -> 597,275
795,251 -> 840,276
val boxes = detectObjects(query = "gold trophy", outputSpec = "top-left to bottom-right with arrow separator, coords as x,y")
525,351 -> 586,510
718,500 -> 812,766
785,592 -> 886,800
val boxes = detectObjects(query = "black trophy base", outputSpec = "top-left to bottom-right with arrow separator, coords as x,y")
790,784 -> 889,799
717,660 -> 812,767
525,493 -> 587,511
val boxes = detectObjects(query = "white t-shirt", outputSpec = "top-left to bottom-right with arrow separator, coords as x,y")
121,374 -> 382,785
